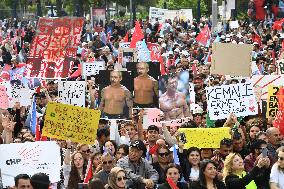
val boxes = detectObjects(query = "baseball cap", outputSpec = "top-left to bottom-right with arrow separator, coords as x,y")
147,125 -> 159,132
130,140 -> 145,151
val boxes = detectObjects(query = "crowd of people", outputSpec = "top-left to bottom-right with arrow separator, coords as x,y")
1,2 -> 284,189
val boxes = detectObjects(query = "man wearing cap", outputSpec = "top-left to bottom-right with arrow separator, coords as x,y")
159,75 -> 190,120
134,62 -> 158,108
99,70 -> 133,119
116,140 -> 159,189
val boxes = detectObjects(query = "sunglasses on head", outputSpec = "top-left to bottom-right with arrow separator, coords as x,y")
103,160 -> 113,165
117,176 -> 127,181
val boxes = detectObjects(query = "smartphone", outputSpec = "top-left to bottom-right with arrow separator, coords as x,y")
179,132 -> 187,144
262,148 -> 268,158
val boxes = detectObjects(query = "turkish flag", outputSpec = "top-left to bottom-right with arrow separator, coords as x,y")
130,21 -> 144,48
254,0 -> 266,21
272,19 -> 284,30
84,160 -> 93,184
166,178 -> 179,189
253,33 -> 262,46
70,64 -> 82,78
123,31 -> 129,42
159,56 -> 166,75
196,25 -> 210,46
149,144 -> 159,155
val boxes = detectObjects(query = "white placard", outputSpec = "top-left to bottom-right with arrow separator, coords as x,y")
149,7 -> 166,24
58,81 -> 86,107
0,141 -> 61,188
119,42 -> 130,48
82,61 -> 105,77
229,20 -> 239,29
6,83 -> 33,108
206,83 -> 258,120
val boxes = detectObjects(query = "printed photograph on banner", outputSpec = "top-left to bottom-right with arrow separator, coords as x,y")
117,48 -> 137,68
58,81 -> 86,107
206,82 -> 258,120
159,71 -> 191,121
126,62 -> 160,108
98,70 -> 134,120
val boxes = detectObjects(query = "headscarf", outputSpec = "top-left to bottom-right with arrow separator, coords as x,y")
108,167 -> 126,189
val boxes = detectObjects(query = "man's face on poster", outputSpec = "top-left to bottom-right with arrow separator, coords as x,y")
167,77 -> 178,91
110,71 -> 122,86
137,62 -> 149,76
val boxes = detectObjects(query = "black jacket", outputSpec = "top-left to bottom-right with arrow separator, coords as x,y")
190,180 -> 226,189
225,166 -> 265,189
157,182 -> 189,189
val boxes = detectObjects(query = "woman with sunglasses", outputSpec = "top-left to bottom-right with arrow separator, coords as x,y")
106,167 -> 127,189
152,145 -> 172,184
191,160 -> 226,189
158,163 -> 189,189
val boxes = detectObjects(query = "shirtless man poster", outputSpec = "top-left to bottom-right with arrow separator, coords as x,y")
134,62 -> 158,108
159,74 -> 190,120
99,70 -> 133,119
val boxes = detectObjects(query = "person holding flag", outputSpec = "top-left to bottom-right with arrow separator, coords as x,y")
157,163 -> 189,189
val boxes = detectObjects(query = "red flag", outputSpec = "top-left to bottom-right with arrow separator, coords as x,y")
253,33 -> 262,46
196,25 -> 210,46
149,144 -> 159,155
84,160 -> 93,184
130,21 -> 144,48
272,19 -> 284,30
35,120 -> 41,141
123,31 -> 129,42
254,0 -> 266,21
157,23 -> 163,32
166,178 -> 179,189
70,64 -> 82,78
159,56 -> 166,75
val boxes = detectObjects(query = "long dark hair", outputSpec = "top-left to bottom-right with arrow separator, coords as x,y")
185,147 -> 201,164
67,152 -> 88,189
199,159 -> 218,188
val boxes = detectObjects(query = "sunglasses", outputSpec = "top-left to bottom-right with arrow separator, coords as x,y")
159,152 -> 169,157
103,160 -> 113,165
82,149 -> 91,153
279,157 -> 284,161
117,176 -> 127,181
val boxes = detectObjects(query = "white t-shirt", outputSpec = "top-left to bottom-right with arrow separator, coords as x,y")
190,167 -> 199,181
270,163 -> 284,189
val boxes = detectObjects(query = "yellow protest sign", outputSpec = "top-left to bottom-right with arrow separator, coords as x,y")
267,85 -> 281,118
178,127 -> 231,149
42,102 -> 101,144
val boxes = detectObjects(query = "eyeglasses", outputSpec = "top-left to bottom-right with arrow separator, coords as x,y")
159,152 -> 170,157
117,176 -> 127,181
279,157 -> 284,161
103,160 -> 113,165
82,149 -> 91,153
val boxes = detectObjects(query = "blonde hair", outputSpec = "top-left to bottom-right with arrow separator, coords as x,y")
223,153 -> 242,180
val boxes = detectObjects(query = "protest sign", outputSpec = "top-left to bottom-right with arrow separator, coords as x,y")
165,9 -> 193,22
6,83 -> 32,108
117,48 -> 138,67
149,7 -> 166,23
82,61 -> 105,77
119,42 -> 130,48
277,59 -> 284,74
141,108 -> 192,129
251,75 -> 284,100
206,83 -> 258,120
211,43 -> 252,77
0,141 -> 61,188
178,127 -> 231,149
136,40 -> 151,62
58,81 -> 86,107
267,86 -> 282,117
229,20 -> 239,29
91,8 -> 106,27
0,85 -> 8,109
26,17 -> 84,78
42,102 -> 101,144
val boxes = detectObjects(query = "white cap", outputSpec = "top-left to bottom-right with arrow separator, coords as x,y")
94,32 -> 98,36
168,51 -> 173,55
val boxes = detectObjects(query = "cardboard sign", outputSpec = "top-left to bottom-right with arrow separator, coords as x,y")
117,48 -> 137,67
42,102 -> 101,144
251,75 -> 284,100
267,85 -> 281,117
82,61 -> 105,77
0,141 -> 61,188
26,17 -> 84,78
206,83 -> 258,120
178,127 -> 231,149
0,85 -> 9,109
58,81 -> 86,107
211,43 -> 252,77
